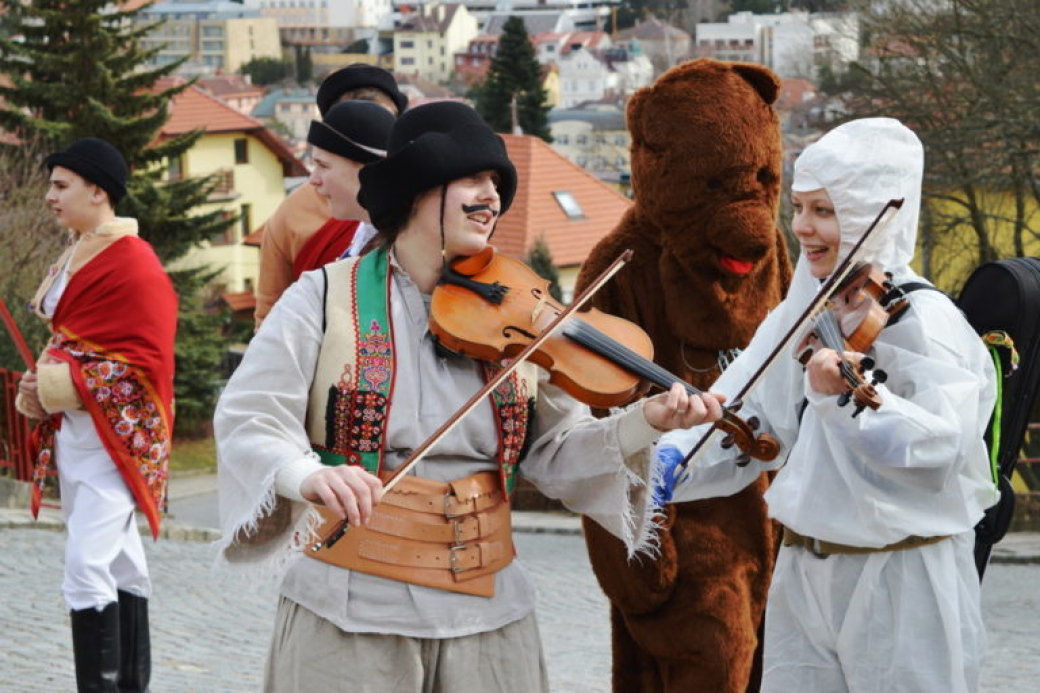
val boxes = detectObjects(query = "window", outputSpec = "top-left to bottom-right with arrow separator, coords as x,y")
557,134 -> 569,145
240,203 -> 252,240
401,40 -> 414,49
401,57 -> 415,66
576,134 -> 587,145
595,134 -> 606,144
211,210 -> 235,245
553,191 -> 585,219
234,138 -> 249,164
167,155 -> 184,181
614,135 -> 626,146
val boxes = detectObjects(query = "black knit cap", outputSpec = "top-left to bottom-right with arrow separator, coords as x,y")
307,101 -> 394,164
316,63 -> 408,117
45,137 -> 129,205
357,102 -> 517,232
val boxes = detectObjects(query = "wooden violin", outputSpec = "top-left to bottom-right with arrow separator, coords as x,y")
794,262 -> 909,416
430,247 -> 780,463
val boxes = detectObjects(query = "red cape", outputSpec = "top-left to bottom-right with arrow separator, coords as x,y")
292,218 -> 361,279
33,235 -> 177,538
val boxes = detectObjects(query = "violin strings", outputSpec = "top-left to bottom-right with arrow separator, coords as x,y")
816,312 -> 859,385
565,319 -> 703,394
564,319 -> 745,426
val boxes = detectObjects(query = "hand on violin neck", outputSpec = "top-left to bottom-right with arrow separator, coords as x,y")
643,382 -> 726,433
806,347 -> 864,396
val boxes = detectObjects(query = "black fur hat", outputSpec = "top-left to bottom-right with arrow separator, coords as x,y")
45,137 -> 129,204
307,101 -> 394,164
316,63 -> 407,117
357,102 -> 517,233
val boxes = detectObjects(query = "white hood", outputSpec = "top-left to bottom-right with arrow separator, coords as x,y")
792,117 -> 923,279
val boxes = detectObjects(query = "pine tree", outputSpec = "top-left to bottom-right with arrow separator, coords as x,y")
472,16 -> 552,142
0,1 -> 237,435
526,238 -> 563,303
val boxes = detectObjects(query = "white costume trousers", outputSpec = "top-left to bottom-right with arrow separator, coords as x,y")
762,532 -> 984,693
56,416 -> 151,611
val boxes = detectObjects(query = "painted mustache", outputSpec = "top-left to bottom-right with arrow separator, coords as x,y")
462,204 -> 499,217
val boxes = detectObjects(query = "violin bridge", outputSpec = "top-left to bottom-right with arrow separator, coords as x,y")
530,291 -> 550,323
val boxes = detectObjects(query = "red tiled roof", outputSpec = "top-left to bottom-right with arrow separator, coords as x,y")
243,228 -> 263,247
158,83 -> 307,177
222,290 -> 256,312
120,0 -> 156,10
198,75 -> 265,99
777,78 -> 818,111
495,135 -> 631,268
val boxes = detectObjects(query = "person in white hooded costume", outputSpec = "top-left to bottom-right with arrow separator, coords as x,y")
660,117 -> 998,692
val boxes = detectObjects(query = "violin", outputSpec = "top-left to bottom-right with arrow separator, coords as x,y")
794,262 -> 909,416
430,247 -> 780,463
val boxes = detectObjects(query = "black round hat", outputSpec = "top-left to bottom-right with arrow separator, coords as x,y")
45,137 -> 129,204
357,102 -> 517,232
316,63 -> 408,117
307,101 -> 394,164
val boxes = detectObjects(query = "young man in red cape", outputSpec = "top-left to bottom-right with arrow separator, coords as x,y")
253,63 -> 407,328
17,137 -> 177,693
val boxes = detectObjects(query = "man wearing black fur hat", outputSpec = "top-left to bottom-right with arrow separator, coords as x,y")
17,137 -> 177,692
215,102 -> 726,690
254,63 -> 407,328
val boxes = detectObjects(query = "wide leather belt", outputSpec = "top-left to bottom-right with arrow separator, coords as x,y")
783,526 -> 949,558
307,471 -> 513,597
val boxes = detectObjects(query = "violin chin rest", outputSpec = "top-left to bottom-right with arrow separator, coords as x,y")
432,340 -> 462,360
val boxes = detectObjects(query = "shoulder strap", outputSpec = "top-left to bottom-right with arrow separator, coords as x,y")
886,281 -> 948,327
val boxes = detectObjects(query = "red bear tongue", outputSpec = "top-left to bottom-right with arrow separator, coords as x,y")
720,255 -> 753,275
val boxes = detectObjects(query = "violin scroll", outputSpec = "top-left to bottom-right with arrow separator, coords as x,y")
717,409 -> 780,466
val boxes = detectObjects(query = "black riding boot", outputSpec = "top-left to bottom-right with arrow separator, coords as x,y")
117,590 -> 151,693
70,602 -> 120,693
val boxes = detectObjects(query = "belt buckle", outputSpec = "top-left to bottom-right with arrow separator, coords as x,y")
809,538 -> 830,559
452,518 -> 464,547
444,493 -> 463,519
450,544 -> 474,574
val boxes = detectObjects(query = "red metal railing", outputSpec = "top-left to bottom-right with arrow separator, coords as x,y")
0,368 -> 34,482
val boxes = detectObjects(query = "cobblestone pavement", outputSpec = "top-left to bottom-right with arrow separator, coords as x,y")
0,526 -> 1037,692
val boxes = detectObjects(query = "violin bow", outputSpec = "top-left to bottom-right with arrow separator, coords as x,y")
311,249 -> 635,552
675,198 -> 905,481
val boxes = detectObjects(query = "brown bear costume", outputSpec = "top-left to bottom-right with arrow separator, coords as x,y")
576,59 -> 792,692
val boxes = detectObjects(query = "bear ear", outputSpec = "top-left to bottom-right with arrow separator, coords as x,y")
731,63 -> 780,106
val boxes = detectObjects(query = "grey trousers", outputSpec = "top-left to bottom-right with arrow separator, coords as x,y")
263,596 -> 550,692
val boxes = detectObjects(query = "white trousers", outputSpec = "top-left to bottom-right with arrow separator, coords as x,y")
56,418 -> 151,611
763,532 -> 984,693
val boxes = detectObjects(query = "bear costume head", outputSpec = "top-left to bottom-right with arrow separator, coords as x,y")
600,58 -> 791,370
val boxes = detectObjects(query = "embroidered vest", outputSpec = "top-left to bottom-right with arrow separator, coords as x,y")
305,249 -> 537,497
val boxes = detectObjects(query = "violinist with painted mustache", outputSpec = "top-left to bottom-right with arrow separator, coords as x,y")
214,101 -> 724,691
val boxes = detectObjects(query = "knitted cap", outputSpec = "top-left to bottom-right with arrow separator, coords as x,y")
316,63 -> 408,117
307,101 -> 394,164
357,102 -> 517,232
45,137 -> 129,204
